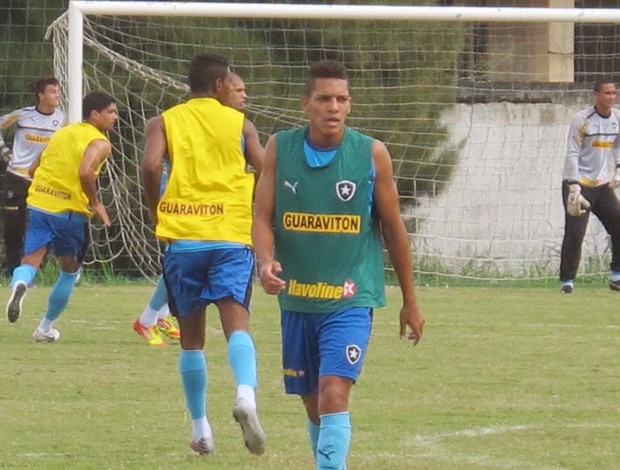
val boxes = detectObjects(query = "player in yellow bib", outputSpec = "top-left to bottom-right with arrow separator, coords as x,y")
141,54 -> 265,457
133,71 -> 262,347
5,92 -> 117,343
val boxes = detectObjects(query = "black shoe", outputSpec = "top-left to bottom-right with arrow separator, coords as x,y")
609,280 -> 620,291
6,281 -> 27,322
560,284 -> 573,294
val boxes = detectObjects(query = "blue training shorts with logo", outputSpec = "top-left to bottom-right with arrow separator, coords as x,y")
163,247 -> 254,317
281,306 -> 373,396
23,208 -> 89,261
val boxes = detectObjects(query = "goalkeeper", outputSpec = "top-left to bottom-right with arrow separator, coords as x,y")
560,79 -> 620,293
0,77 -> 66,276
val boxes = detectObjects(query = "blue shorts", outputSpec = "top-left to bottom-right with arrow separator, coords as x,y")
23,208 -> 89,262
163,247 -> 254,317
281,307 -> 373,396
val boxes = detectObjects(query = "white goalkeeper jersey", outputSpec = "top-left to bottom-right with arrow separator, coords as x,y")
562,105 -> 620,187
0,105 -> 66,180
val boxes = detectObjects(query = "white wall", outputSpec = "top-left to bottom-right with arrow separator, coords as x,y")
411,102 -> 612,279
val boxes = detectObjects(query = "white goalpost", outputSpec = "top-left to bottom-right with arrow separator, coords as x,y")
62,2 -> 620,123
47,1 -> 620,284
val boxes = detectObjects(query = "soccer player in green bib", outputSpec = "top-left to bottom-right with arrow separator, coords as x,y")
252,60 -> 425,469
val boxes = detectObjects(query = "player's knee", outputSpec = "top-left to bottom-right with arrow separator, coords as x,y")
318,376 -> 352,413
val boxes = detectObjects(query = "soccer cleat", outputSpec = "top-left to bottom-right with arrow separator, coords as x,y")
190,436 -> 215,456
32,328 -> 60,342
560,284 -> 574,294
6,281 -> 28,323
156,316 -> 181,340
133,318 -> 166,346
609,280 -> 620,291
232,397 -> 266,456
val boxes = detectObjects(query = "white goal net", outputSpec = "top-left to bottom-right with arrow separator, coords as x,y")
46,1 -> 620,285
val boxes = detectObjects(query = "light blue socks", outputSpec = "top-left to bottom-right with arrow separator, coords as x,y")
179,349 -> 207,419
308,419 -> 320,460
317,411 -> 351,470
148,275 -> 168,310
44,269 -> 80,321
227,330 -> 257,388
11,264 -> 37,287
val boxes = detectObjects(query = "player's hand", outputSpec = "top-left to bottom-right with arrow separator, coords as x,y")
610,168 -> 620,190
91,202 -> 111,227
566,183 -> 590,217
257,260 -> 286,295
0,144 -> 13,163
399,302 -> 425,346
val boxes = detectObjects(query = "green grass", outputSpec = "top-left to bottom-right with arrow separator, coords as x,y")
1,284 -> 619,469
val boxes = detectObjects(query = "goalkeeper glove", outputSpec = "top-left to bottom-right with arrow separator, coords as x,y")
0,143 -> 12,163
610,167 -> 620,190
566,183 -> 590,217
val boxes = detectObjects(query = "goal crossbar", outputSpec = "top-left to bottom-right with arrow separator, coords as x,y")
71,1 -> 620,21
65,1 -> 620,122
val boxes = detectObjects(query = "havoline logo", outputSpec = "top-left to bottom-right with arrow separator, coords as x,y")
287,279 -> 357,299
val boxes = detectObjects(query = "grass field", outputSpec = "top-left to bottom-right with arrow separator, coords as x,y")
1,283 -> 619,469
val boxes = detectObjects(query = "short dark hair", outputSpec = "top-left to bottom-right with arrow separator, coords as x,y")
594,79 -> 615,92
31,77 -> 59,103
82,91 -> 115,120
304,60 -> 350,96
188,53 -> 229,94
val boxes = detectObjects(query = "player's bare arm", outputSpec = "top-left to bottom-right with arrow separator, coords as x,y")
372,139 -> 425,345
252,134 -> 285,294
79,138 -> 112,227
140,116 -> 166,225
243,118 -> 264,177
